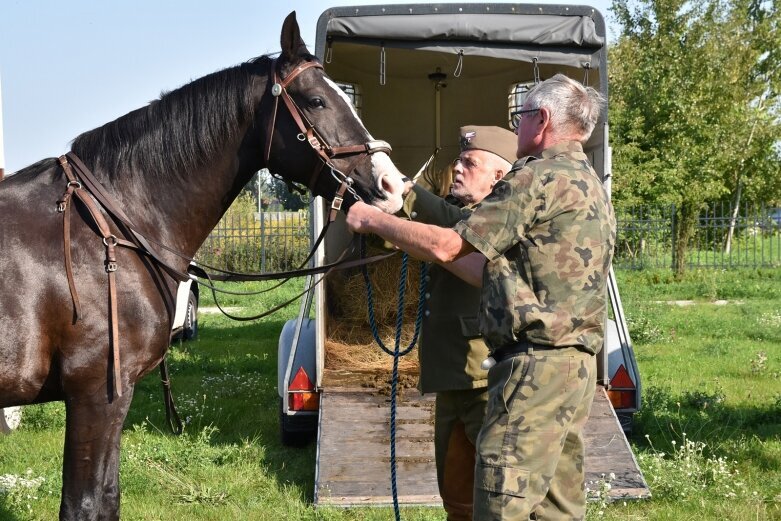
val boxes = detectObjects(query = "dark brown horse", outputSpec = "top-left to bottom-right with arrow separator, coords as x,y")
0,12 -> 405,521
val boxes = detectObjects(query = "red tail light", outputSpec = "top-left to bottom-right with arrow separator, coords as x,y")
289,367 -> 319,411
608,364 -> 636,410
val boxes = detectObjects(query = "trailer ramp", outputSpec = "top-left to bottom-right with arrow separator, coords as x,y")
315,386 -> 439,506
315,382 -> 649,507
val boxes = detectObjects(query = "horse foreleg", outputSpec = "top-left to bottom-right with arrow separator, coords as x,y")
60,387 -> 134,521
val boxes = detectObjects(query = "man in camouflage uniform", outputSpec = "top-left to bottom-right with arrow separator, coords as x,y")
399,125 -> 517,520
346,74 -> 615,520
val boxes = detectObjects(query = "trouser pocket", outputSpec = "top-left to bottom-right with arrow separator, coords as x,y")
484,356 -> 530,419
474,462 -> 532,520
476,462 -> 530,497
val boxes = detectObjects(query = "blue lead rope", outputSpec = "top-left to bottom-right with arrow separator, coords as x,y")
360,236 -> 427,521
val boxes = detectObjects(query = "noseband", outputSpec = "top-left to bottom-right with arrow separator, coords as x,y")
263,58 -> 392,219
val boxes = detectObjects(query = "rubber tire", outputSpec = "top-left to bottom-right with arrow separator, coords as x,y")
279,398 -> 317,447
616,411 -> 635,434
182,290 -> 198,340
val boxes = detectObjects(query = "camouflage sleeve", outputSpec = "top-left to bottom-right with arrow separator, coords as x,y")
398,184 -> 469,227
453,168 -> 541,262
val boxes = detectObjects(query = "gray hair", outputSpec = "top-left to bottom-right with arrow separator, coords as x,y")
525,73 -> 606,141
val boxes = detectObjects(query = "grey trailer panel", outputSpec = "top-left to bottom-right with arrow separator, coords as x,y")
327,13 -> 604,47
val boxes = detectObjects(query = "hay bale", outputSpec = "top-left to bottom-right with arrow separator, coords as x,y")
325,321 -> 420,374
324,246 -> 425,377
324,339 -> 419,374
328,247 -> 422,328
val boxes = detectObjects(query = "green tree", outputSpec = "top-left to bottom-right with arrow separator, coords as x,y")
240,169 -> 308,211
609,0 -> 781,274
269,177 -> 309,211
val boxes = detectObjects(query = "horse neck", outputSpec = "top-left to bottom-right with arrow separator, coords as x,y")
98,130 -> 260,262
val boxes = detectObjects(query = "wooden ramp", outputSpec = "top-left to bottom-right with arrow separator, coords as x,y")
314,385 -> 649,507
583,388 -> 650,500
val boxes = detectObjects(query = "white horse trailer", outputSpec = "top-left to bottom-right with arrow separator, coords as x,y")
277,3 -> 648,506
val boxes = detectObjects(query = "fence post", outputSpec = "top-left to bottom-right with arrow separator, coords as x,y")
670,203 -> 677,271
260,210 -> 267,272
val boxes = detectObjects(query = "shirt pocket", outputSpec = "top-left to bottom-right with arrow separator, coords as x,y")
458,315 -> 481,339
476,462 -> 530,498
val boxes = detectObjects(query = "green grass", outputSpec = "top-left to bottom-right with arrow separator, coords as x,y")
1,272 -> 781,520
603,268 -> 781,520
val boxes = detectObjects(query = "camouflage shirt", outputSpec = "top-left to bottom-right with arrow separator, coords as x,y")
453,141 -> 616,354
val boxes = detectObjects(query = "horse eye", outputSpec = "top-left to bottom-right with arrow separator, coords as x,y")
309,97 -> 326,109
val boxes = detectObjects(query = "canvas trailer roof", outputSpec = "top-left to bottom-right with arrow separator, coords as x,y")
312,3 -> 611,259
317,4 -> 607,69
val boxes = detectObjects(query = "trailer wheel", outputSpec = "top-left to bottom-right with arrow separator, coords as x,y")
617,412 -> 635,434
279,398 -> 317,447
182,289 -> 198,340
0,407 -> 22,434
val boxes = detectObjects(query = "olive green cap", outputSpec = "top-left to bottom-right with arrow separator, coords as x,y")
459,125 -> 518,164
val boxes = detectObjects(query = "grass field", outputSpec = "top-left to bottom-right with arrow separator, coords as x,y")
1,269 -> 780,520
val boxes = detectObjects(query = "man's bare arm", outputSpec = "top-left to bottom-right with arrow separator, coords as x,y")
345,201 -> 476,264
439,252 -> 486,287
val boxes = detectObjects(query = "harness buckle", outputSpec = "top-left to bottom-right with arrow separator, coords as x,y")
104,235 -> 119,272
57,201 -> 67,213
331,195 -> 343,212
308,134 -> 323,150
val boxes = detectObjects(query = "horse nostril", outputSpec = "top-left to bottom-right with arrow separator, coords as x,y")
380,175 -> 394,194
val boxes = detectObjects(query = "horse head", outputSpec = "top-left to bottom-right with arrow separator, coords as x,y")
259,12 -> 407,214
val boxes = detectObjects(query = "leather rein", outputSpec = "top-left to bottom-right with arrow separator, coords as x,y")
55,58 -> 397,402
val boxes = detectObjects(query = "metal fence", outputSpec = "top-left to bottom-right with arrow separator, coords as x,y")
196,203 -> 781,273
615,203 -> 781,270
196,210 -> 310,272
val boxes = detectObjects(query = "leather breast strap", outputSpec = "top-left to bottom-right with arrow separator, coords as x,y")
58,155 -> 125,399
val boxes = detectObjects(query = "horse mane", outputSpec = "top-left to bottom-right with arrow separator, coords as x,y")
14,157 -> 59,178
70,55 -> 273,182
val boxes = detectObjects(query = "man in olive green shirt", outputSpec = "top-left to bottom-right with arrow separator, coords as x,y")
398,125 -> 516,521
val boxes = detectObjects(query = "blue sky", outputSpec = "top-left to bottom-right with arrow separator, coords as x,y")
0,0 -> 616,174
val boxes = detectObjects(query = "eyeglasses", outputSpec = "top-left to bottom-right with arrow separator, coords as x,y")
452,156 -> 480,170
510,108 -> 540,129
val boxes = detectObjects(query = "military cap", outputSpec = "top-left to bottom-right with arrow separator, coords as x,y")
459,125 -> 517,164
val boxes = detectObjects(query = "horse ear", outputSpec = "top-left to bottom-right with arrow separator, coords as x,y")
280,11 -> 308,61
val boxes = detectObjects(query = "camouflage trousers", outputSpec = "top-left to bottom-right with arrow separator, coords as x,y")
473,347 -> 597,521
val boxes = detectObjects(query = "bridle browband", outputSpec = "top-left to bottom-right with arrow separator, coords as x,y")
263,57 -> 392,220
